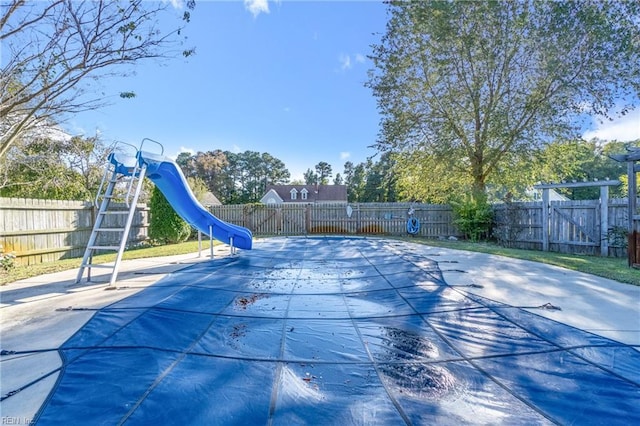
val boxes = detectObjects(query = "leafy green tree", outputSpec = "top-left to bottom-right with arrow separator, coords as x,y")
186,176 -> 209,202
304,168 -> 318,185
178,150 -> 291,204
0,133 -> 109,200
367,0 -> 640,197
315,162 -> 333,185
1,0 -> 195,158
342,161 -> 360,202
532,139 -> 634,199
219,151 -> 242,204
261,153 -> 290,185
194,150 -> 228,195
148,185 -> 191,244
349,163 -> 367,202
176,152 -> 197,177
362,152 -> 398,202
219,150 -> 290,203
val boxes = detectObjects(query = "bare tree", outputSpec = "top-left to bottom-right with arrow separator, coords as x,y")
0,0 -> 195,158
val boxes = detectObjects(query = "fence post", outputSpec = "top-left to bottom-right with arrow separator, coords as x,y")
600,186 -> 609,256
629,161 -> 638,234
541,188 -> 549,251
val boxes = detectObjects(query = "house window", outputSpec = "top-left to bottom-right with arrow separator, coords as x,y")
290,188 -> 298,200
301,188 -> 308,200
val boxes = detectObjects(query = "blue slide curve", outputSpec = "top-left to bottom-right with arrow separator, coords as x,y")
135,151 -> 252,250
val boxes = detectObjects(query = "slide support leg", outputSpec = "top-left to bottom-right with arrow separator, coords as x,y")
209,225 -> 214,258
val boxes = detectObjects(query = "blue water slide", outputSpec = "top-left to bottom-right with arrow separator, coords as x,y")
136,150 -> 252,250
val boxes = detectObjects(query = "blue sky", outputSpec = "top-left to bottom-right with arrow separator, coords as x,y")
66,0 -> 639,181
67,0 -> 389,181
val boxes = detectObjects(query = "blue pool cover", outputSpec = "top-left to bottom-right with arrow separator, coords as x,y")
32,237 -> 640,424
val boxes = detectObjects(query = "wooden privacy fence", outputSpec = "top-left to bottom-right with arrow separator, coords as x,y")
1,198 -> 635,268
493,198 -> 631,257
209,203 -> 457,238
0,197 -> 149,266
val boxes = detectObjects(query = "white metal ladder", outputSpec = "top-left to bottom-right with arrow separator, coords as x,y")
76,156 -> 147,287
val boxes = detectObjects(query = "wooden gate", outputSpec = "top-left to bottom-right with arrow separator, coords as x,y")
548,200 -> 599,254
536,181 -> 620,256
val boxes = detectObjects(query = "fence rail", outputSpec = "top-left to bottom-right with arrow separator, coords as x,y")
0,197 -> 149,266
210,203 -> 457,238
1,197 -> 635,267
493,198 -> 631,257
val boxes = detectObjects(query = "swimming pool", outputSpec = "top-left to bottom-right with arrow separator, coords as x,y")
27,237 -> 640,424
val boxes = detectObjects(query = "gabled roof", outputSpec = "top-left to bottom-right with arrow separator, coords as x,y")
260,188 -> 284,204
201,191 -> 222,206
261,185 -> 347,204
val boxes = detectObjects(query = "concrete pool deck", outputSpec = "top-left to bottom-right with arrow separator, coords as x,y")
1,236 -> 639,424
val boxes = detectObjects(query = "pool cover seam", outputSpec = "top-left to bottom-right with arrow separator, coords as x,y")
30,265 -> 237,422
339,257 -> 413,425
449,285 -> 640,389
115,294 -> 239,425
267,239 -> 300,426
3,342 -> 633,375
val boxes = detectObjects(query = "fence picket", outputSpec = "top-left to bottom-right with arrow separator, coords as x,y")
1,198 -> 635,267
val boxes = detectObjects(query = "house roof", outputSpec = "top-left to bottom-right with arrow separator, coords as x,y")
261,185 -> 347,203
201,191 -> 222,206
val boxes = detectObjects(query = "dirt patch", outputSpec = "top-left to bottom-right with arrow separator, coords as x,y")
235,293 -> 266,309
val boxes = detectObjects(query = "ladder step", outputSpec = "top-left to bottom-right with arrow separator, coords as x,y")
82,263 -> 115,269
99,211 -> 129,215
88,245 -> 120,250
95,228 -> 126,232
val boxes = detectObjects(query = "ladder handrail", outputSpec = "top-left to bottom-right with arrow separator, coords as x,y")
124,161 -> 143,208
94,162 -> 114,207
139,138 -> 164,155
109,164 -> 147,286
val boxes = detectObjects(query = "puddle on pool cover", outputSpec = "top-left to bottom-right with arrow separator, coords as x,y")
377,327 -> 458,400
381,363 -> 457,400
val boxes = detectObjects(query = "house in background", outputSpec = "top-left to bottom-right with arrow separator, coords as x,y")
260,185 -> 348,204
201,191 -> 222,207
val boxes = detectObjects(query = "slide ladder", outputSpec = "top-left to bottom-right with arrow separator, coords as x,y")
76,151 -> 147,287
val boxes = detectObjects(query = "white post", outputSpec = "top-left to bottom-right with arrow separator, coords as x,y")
198,230 -> 202,258
209,225 -> 214,258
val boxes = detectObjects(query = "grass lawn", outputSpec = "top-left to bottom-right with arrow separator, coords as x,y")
0,240 -> 209,286
1,236 -> 637,286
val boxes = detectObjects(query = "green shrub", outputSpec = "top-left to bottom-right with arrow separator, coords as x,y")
450,192 -> 493,242
148,186 -> 191,244
0,245 -> 16,272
